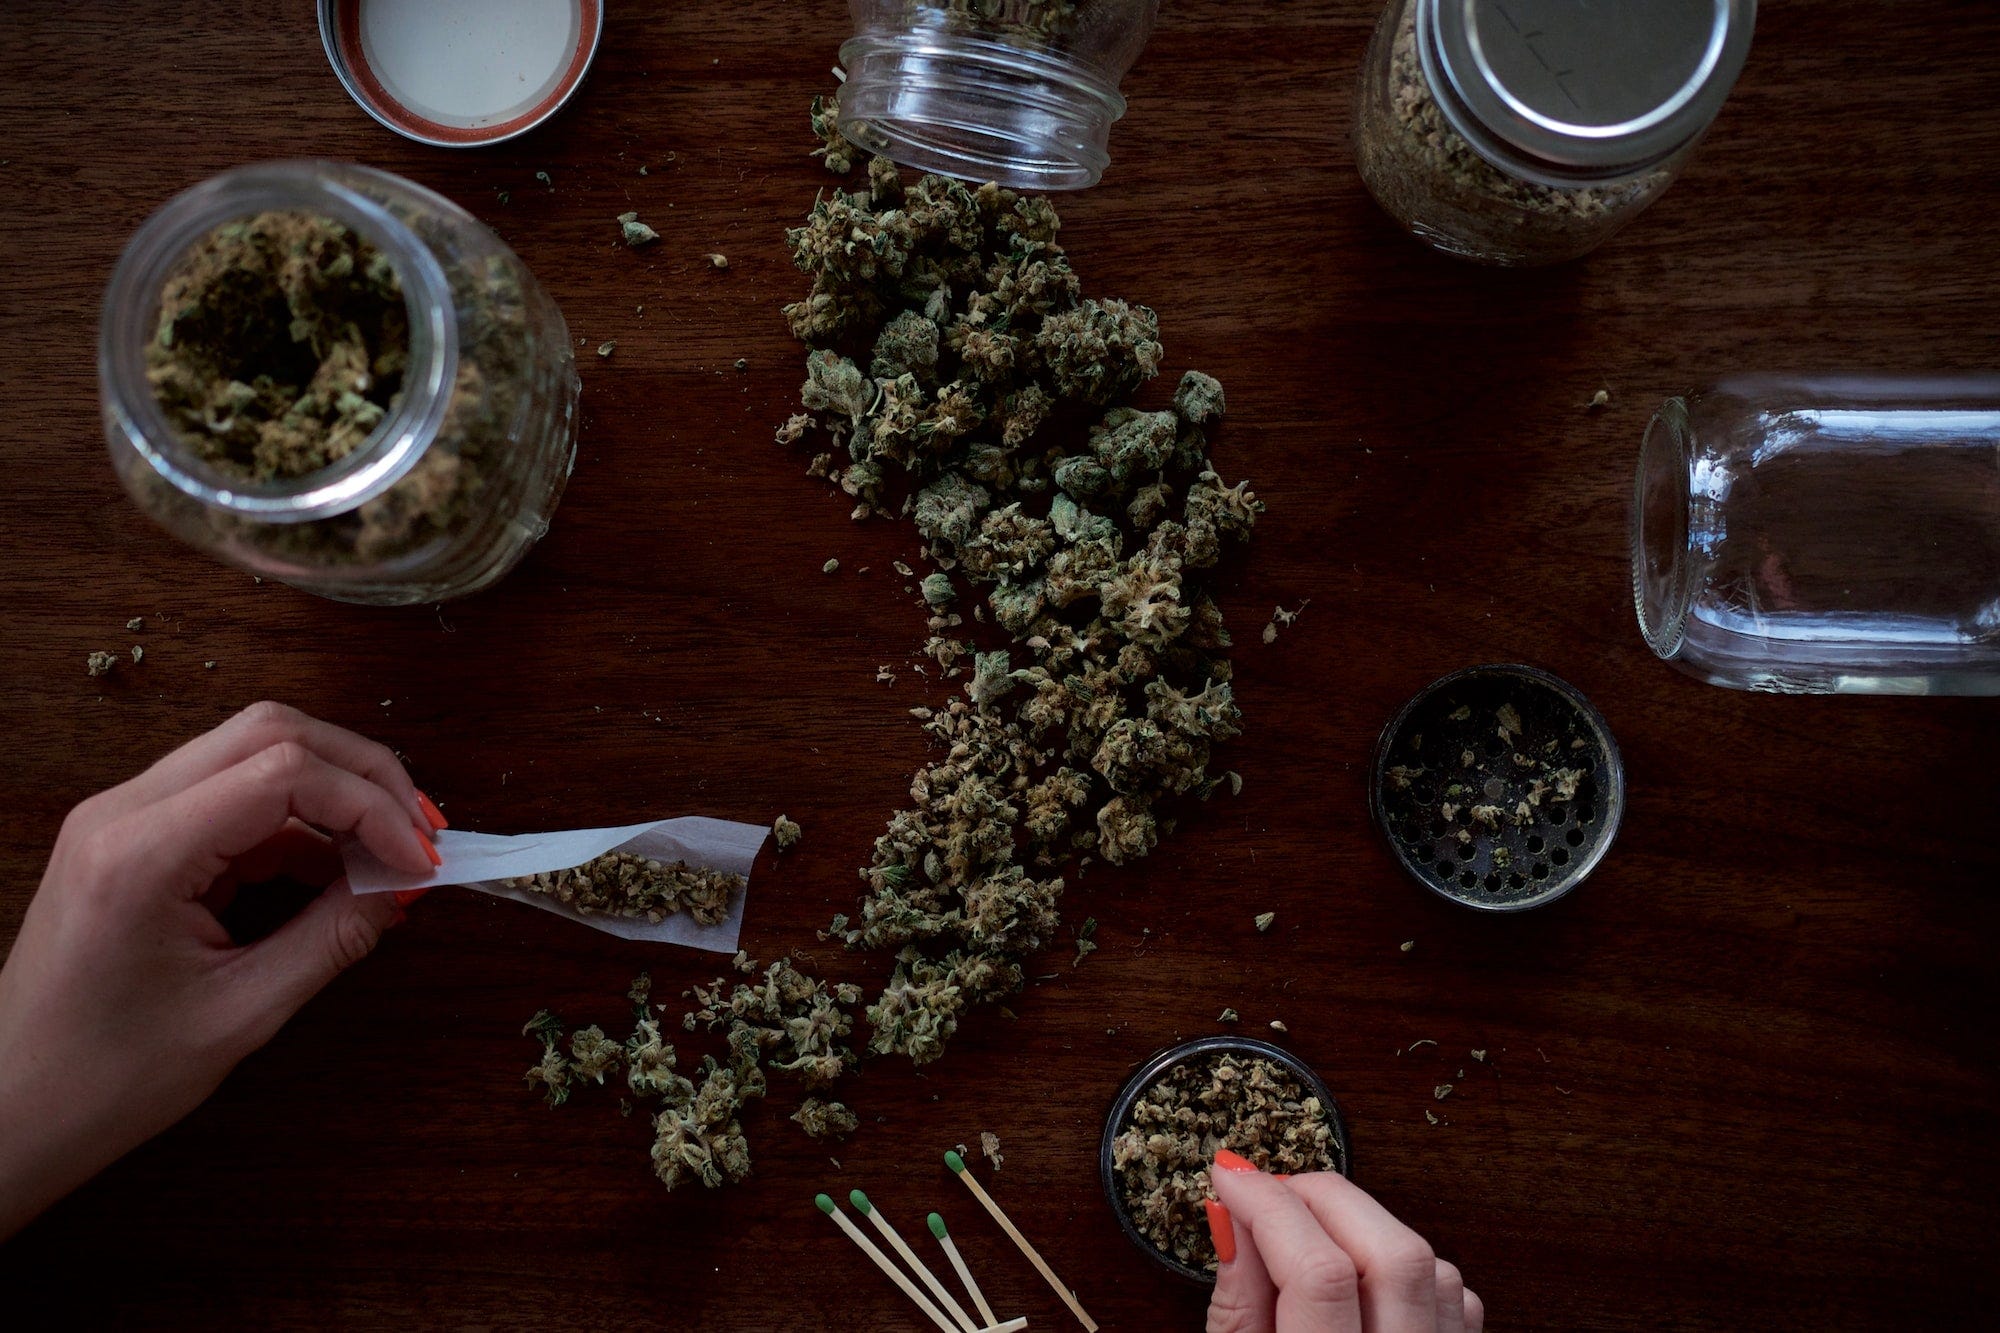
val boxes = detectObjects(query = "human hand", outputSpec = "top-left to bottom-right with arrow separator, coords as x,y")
1205,1150 -> 1483,1333
0,702 -> 446,1240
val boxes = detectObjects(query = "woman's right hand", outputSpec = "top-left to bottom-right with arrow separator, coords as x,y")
1205,1150 -> 1483,1333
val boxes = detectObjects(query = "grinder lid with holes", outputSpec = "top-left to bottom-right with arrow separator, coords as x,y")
1369,664 -> 1624,912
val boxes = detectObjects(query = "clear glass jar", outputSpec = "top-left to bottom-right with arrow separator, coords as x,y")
100,161 -> 578,605
839,0 -> 1160,190
1353,0 -> 1756,266
1633,376 -> 2000,696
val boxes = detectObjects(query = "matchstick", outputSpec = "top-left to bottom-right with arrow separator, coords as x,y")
980,1320 -> 1028,1332
929,1212 -> 999,1328
946,1150 -> 1099,1333
816,1193 -> 957,1333
851,1190 -> 981,1333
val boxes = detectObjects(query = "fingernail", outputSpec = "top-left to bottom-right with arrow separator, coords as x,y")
394,887 -> 431,908
418,831 -> 441,868
1204,1199 -> 1236,1265
1214,1148 -> 1258,1174
416,790 -> 449,831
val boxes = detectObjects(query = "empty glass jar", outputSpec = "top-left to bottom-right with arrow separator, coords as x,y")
839,0 -> 1160,190
1354,0 -> 1756,265
1633,376 -> 2000,695
100,161 -> 578,605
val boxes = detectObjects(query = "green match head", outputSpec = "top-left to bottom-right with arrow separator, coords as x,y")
928,1212 -> 948,1239
849,1188 -> 872,1214
945,1150 -> 967,1173
815,1193 -> 836,1214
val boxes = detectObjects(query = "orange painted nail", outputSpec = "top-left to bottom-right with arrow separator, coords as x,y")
394,887 -> 431,908
1204,1199 -> 1237,1265
416,791 -> 449,831
418,831 -> 441,868
1214,1148 -> 1258,1174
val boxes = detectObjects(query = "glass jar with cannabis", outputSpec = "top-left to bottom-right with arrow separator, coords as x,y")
1353,0 -> 1756,266
100,161 -> 578,603
838,0 -> 1160,190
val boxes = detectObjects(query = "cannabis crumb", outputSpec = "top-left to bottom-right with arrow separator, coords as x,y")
1111,1052 -> 1341,1273
125,616 -> 144,632
1254,911 -> 1276,933
822,558 -> 839,573
1588,388 -> 1611,410
706,252 -> 729,269
597,341 -> 616,358
1400,939 -> 1415,953
1218,1008 -> 1239,1023
1470,1049 -> 1487,1062
504,851 -> 742,925
86,651 -> 119,678
981,1130 -> 1003,1171
203,660 -> 217,670
1269,1020 -> 1288,1033
130,645 -> 145,663
617,211 -> 660,247
1434,1083 -> 1454,1101
535,170 -> 553,189
792,1097 -> 859,1141
773,815 -> 803,851
1073,916 -> 1098,966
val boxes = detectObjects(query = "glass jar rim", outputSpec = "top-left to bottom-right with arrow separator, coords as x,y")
98,160 -> 457,523
1634,396 -> 1696,659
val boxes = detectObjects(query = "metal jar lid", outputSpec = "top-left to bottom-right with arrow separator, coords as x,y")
1417,0 -> 1756,184
319,0 -> 604,148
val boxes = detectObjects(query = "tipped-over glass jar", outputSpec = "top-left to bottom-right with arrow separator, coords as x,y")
838,0 -> 1159,190
1633,376 -> 2000,696
100,161 -> 578,605
1354,0 -> 1756,265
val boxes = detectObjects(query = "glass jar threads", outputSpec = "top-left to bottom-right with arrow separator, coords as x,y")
1354,0 -> 1757,266
100,161 -> 578,605
838,0 -> 1160,190
1633,376 -> 2000,696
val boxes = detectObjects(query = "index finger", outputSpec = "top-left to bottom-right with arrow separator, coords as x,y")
1211,1166 -> 1364,1333
1285,1172 -> 1440,1333
101,741 -> 437,899
99,702 -> 427,829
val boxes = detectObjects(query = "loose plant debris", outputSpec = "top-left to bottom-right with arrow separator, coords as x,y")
981,1130 -> 1003,1171
1110,1053 -> 1341,1273
617,212 -> 660,246
773,815 -> 804,851
86,651 -> 119,678
1254,911 -> 1275,932
503,851 -> 742,925
793,1097 -> 859,1140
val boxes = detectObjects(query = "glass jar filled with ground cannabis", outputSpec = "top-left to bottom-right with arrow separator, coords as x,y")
100,161 -> 578,604
839,0 -> 1160,190
1353,0 -> 1756,266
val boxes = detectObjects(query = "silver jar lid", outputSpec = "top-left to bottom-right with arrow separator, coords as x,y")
1418,0 -> 1755,184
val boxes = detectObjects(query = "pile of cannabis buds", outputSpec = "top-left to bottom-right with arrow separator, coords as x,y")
523,92 -> 1264,1190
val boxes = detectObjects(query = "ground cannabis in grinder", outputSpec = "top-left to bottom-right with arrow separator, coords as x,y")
1111,1052 -> 1342,1273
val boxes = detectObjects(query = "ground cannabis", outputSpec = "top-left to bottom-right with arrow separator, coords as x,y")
1354,2 -> 1671,264
504,850 -> 742,925
617,212 -> 660,247
1254,911 -> 1275,932
980,1130 -> 1003,1171
1111,1053 -> 1342,1273
85,651 -> 119,678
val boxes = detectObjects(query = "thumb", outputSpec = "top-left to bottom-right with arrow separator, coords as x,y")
230,880 -> 403,1046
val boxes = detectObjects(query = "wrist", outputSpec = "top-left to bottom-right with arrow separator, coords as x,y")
0,968 -> 128,1240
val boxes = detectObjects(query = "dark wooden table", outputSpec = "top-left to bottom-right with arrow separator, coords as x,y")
3,2 -> 1997,1328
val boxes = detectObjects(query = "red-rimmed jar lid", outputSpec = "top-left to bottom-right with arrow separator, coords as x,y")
318,0 -> 604,148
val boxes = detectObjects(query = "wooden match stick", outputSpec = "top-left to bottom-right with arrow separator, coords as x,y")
980,1320 -> 1028,1332
816,1194 -> 957,1333
851,1190 -> 981,1333
929,1211 -> 1000,1328
946,1150 -> 1099,1332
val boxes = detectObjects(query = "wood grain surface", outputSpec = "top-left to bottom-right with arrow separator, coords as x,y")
2,2 -> 1997,1328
